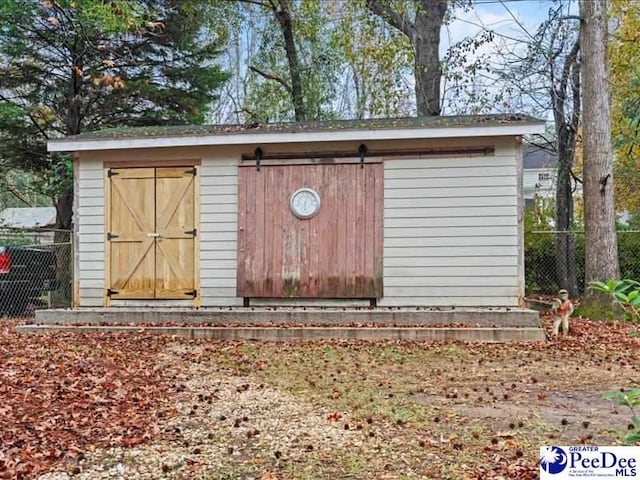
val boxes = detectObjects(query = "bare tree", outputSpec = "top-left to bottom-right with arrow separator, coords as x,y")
580,0 -> 620,284
447,3 -> 582,294
239,0 -> 307,121
270,0 -> 306,121
366,0 -> 448,116
550,17 -> 581,296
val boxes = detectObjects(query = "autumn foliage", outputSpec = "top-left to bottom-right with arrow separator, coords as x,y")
611,0 -> 640,212
1,317 -> 639,479
0,322 -> 170,479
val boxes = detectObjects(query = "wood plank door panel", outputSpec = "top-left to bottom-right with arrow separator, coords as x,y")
108,166 -> 197,300
109,168 -> 156,299
155,167 -> 196,299
238,162 -> 383,298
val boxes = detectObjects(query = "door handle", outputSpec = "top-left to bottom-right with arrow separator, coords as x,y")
147,232 -> 161,238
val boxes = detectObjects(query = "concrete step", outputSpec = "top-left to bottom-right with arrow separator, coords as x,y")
34,307 -> 541,328
16,324 -> 546,342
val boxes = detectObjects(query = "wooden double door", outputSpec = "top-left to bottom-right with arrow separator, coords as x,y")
107,166 -> 198,300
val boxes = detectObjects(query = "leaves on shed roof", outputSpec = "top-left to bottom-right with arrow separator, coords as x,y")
54,114 -> 543,142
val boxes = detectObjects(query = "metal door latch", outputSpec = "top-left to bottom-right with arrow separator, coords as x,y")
147,232 -> 161,238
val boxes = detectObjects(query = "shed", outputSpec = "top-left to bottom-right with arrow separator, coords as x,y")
48,114 -> 545,310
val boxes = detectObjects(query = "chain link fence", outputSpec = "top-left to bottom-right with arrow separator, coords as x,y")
0,227 -> 72,318
2,226 -> 636,314
525,230 -> 640,296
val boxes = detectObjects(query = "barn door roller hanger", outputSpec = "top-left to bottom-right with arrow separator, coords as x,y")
255,147 -> 263,171
359,144 -> 367,168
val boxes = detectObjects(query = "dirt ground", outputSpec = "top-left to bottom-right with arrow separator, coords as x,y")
2,317 -> 640,480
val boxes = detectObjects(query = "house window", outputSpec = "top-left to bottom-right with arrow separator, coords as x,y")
538,172 -> 552,181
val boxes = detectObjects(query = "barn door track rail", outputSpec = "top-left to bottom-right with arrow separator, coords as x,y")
241,146 -> 494,163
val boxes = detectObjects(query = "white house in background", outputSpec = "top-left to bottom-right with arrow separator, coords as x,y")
523,143 -> 582,206
523,144 -> 556,203
0,207 -> 56,228
522,144 -> 631,225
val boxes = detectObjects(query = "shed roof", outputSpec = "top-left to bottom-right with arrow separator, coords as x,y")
48,114 -> 546,152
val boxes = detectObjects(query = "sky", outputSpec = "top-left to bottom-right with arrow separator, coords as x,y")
447,0 -> 576,45
445,0 -> 575,58
438,0 -> 579,116
212,0 -> 577,122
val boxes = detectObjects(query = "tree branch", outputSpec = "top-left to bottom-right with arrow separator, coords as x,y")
365,0 -> 414,38
570,169 -> 583,184
570,51 -> 581,134
3,181 -> 34,207
248,65 -> 292,94
499,0 -> 536,42
0,93 -> 50,140
237,0 -> 269,7
559,38 -> 580,98
560,15 -> 583,22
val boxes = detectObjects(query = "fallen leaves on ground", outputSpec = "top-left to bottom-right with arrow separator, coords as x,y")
0,321 -> 171,479
190,318 -> 640,479
1,317 -> 639,479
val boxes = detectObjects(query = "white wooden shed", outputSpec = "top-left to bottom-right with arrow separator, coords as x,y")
48,114 -> 545,310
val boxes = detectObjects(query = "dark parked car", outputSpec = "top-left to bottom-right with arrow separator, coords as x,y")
0,245 -> 57,316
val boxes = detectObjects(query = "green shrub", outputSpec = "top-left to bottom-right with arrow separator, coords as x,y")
603,389 -> 640,444
589,279 -> 640,322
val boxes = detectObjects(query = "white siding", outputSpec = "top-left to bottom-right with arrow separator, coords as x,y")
76,155 -> 243,307
380,152 -> 520,307
198,158 -> 243,306
76,158 -> 105,306
73,137 -> 522,309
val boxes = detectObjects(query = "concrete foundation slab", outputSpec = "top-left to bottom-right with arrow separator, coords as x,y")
16,325 -> 547,342
34,307 -> 541,327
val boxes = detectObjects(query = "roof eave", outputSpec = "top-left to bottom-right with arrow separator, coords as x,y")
48,122 -> 547,152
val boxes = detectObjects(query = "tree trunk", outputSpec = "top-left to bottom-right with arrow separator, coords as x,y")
55,187 -> 73,231
53,185 -> 74,306
366,0 -> 447,117
580,0 -> 620,284
551,36 -> 580,297
413,0 -> 447,116
51,46 -> 82,306
554,140 -> 578,296
274,0 -> 306,121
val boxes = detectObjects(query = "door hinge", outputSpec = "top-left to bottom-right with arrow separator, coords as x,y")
185,289 -> 197,297
185,229 -> 197,237
185,167 -> 197,176
107,169 -> 119,178
107,288 -> 119,297
107,232 -> 119,240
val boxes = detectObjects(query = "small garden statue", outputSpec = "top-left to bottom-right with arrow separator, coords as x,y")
551,289 -> 574,337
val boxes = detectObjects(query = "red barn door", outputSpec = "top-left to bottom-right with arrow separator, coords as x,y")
237,161 -> 383,299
